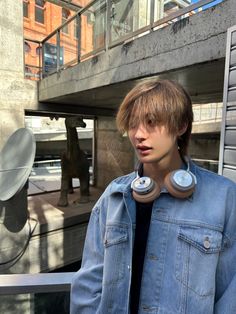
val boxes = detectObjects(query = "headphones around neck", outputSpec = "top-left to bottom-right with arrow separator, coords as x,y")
131,158 -> 197,203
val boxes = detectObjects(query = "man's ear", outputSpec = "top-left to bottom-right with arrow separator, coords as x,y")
178,124 -> 188,136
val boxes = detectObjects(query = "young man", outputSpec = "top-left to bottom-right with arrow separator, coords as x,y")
70,79 -> 236,313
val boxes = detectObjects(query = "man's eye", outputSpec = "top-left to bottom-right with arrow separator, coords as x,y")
147,119 -> 155,126
129,121 -> 137,129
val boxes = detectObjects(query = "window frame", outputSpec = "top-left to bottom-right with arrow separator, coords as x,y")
24,41 -> 31,53
62,8 -> 70,34
35,0 -> 45,24
23,0 -> 29,18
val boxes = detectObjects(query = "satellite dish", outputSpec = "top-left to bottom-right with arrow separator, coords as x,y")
0,128 -> 36,201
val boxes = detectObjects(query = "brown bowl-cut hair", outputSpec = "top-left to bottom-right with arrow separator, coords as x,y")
116,79 -> 193,156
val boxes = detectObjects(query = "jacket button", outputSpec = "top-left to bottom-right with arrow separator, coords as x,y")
203,237 -> 210,249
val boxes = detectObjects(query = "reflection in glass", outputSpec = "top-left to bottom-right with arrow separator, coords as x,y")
81,0 -> 106,57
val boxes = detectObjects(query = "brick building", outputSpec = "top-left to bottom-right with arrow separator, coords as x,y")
23,0 -> 92,79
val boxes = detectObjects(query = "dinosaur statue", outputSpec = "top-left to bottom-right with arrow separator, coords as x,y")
57,116 -> 90,206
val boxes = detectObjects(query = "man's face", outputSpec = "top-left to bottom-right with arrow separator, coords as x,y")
128,123 -> 179,164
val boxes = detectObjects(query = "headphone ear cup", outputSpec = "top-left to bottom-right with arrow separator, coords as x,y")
132,180 -> 161,203
164,171 -> 195,199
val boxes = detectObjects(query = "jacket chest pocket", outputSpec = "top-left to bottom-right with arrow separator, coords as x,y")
175,225 -> 222,297
103,225 -> 128,286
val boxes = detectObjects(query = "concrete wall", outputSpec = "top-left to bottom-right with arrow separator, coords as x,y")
96,117 -> 134,189
190,135 -> 220,161
0,0 -> 38,150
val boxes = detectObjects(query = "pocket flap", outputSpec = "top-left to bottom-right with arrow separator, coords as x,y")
178,226 -> 222,253
104,225 -> 128,247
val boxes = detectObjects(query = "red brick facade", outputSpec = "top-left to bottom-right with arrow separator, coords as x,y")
23,0 -> 92,79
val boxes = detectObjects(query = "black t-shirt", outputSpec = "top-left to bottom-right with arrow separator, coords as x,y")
130,201 -> 153,314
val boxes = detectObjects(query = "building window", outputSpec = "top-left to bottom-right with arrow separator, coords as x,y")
62,8 -> 70,34
23,0 -> 29,18
35,0 -> 45,24
36,46 -> 42,56
24,41 -> 31,53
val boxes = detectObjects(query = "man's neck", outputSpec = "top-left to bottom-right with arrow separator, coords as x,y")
143,150 -> 184,187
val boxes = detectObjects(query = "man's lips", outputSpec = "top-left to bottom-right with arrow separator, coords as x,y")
136,145 -> 152,154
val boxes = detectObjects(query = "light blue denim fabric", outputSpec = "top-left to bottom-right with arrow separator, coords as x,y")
70,161 -> 236,314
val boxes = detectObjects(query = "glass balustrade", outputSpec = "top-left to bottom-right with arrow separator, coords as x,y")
42,33 -> 60,77
81,0 -> 106,59
60,16 -> 79,68
24,0 -> 224,79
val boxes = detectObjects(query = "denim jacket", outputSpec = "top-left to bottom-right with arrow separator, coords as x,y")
70,162 -> 236,314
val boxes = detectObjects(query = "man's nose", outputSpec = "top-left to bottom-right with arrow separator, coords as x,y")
134,124 -> 148,141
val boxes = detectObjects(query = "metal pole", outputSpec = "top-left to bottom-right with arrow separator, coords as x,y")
106,0 -> 111,50
150,0 -> 155,26
42,42 -> 45,78
56,30 -> 60,72
77,13 -> 81,63
39,42 -> 42,79
92,117 -> 97,186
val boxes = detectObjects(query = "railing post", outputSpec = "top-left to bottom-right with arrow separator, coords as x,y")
39,42 -> 42,79
150,0 -> 155,27
77,13 -> 81,63
56,30 -> 60,72
106,0 -> 111,50
42,42 -> 45,78
155,0 -> 164,21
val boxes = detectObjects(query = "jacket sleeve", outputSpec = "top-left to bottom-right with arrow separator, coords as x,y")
70,206 -> 105,314
214,186 -> 236,313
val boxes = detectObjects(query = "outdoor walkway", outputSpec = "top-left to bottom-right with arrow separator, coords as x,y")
28,186 -> 102,233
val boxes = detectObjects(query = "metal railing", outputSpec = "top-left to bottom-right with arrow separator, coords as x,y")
193,103 -> 223,124
24,38 -> 42,80
0,272 -> 74,295
24,0 -> 223,80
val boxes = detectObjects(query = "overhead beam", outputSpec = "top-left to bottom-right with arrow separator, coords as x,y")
46,0 -> 82,11
26,102 -> 116,118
